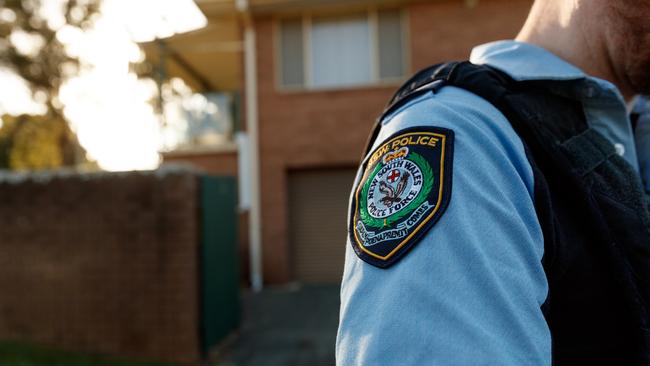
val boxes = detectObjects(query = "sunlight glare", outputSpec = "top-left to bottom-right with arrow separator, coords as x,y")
1,0 -> 208,171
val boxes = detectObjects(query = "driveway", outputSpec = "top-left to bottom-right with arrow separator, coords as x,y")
209,284 -> 340,366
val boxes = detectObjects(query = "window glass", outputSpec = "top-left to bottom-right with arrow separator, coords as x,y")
278,10 -> 405,89
161,92 -> 234,151
280,18 -> 304,87
310,15 -> 372,88
378,9 -> 404,79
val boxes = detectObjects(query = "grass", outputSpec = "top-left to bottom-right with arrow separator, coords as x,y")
0,341 -> 187,366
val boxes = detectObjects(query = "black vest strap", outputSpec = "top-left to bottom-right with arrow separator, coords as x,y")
362,63 -> 457,157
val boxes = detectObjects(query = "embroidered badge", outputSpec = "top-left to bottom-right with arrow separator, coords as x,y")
349,127 -> 454,268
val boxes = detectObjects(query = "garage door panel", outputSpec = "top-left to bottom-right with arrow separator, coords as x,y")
288,168 -> 357,283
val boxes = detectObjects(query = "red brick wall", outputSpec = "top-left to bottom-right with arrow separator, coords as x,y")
0,169 -> 201,363
163,150 -> 238,177
409,0 -> 533,70
254,0 -> 531,283
256,17 -> 394,281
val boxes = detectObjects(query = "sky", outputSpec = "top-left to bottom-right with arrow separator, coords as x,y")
1,0 -> 208,171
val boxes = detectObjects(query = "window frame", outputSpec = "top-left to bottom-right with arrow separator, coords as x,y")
274,8 -> 410,92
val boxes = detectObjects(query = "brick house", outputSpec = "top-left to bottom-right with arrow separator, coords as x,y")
153,0 -> 532,285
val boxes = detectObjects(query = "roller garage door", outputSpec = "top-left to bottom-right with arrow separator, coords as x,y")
288,168 -> 357,283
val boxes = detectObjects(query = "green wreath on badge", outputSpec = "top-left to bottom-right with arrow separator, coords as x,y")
359,152 -> 434,228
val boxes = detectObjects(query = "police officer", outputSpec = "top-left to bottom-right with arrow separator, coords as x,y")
337,0 -> 650,365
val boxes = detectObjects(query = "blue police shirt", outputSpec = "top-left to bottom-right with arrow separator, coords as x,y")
336,40 -> 642,365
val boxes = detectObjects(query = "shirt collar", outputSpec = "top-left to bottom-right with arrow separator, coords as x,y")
470,40 -> 627,106
470,40 -> 640,173
470,40 -> 586,81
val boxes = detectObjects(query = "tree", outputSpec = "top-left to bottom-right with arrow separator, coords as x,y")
0,114 -> 91,170
0,0 -> 101,170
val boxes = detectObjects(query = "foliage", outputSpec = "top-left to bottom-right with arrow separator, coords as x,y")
0,0 -> 100,112
0,114 -> 89,170
0,341 -> 186,366
0,0 -> 101,170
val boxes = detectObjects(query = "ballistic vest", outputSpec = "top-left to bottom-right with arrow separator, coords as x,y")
365,61 -> 650,365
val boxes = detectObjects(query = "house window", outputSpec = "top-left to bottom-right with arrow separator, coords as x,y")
279,9 -> 406,89
280,19 -> 305,87
161,91 -> 235,152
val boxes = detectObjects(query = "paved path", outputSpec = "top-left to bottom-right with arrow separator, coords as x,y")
208,284 -> 340,366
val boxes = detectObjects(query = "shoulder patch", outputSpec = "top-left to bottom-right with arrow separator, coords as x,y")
349,127 -> 454,268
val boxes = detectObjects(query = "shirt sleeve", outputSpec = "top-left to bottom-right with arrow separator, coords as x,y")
336,86 -> 551,365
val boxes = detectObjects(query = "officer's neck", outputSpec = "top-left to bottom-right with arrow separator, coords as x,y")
515,0 -> 634,102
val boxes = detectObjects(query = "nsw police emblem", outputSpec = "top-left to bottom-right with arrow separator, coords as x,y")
350,127 -> 454,268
